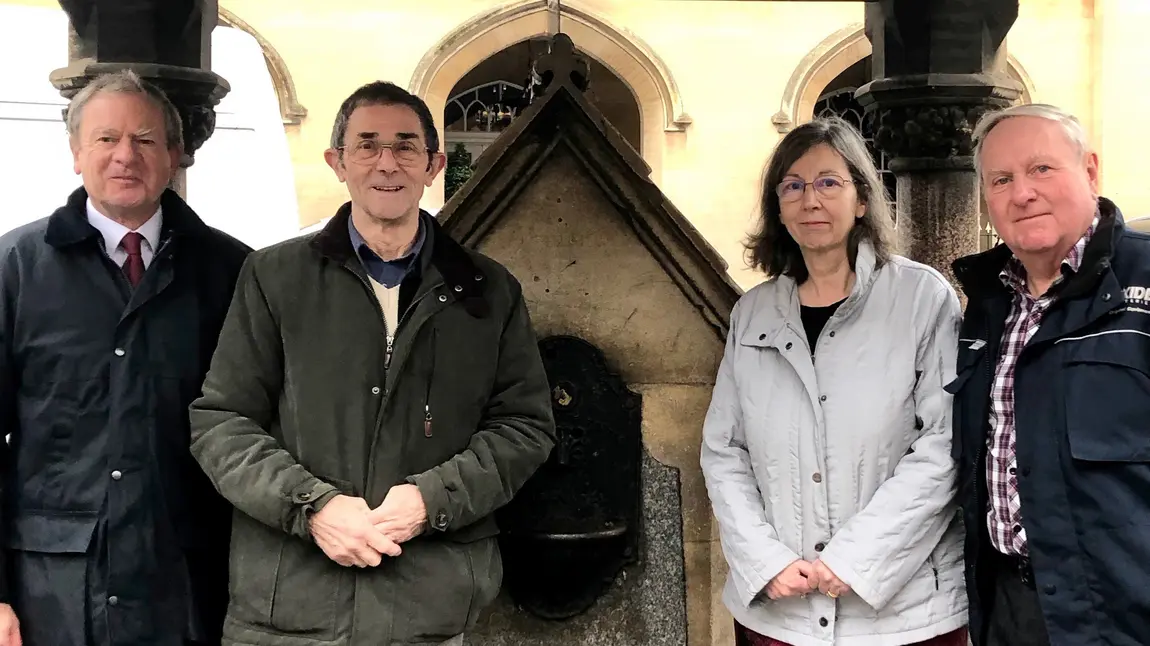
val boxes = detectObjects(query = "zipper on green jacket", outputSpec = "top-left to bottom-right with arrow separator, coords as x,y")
424,327 -> 436,437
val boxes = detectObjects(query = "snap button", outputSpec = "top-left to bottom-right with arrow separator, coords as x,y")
785,342 -> 793,350
815,542 -> 825,552
298,492 -> 311,502
435,511 -> 448,529
474,274 -> 483,281
371,386 -> 381,395
114,348 -> 125,357
819,395 -> 827,402
1044,584 -> 1057,595
819,617 -> 828,627
828,331 -> 835,338
454,285 -> 463,292
108,595 -> 119,607
1102,293 -> 1111,302
758,333 -> 766,341
812,473 -> 822,483
111,470 -> 122,481
438,295 -> 448,303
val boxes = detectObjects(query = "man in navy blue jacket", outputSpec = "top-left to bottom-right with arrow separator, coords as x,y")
947,103 -> 1150,646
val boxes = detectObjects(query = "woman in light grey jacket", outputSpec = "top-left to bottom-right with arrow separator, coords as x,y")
701,117 -> 966,646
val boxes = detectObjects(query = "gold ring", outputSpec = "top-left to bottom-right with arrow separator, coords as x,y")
826,591 -> 839,599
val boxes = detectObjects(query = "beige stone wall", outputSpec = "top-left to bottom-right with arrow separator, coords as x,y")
1093,0 -> 1150,217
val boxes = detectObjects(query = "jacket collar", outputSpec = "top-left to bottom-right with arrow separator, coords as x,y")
952,197 -> 1125,301
745,239 -> 882,348
776,238 -> 880,321
45,186 -> 211,249
310,202 -> 489,311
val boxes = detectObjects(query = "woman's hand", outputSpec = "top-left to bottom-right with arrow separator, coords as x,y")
765,559 -> 820,600
812,560 -> 852,599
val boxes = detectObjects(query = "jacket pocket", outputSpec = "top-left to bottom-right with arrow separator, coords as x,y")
227,513 -> 348,639
1060,333 -> 1150,531
388,537 -> 500,644
3,510 -> 99,553
1062,333 -> 1150,462
946,343 -> 987,463
268,534 -> 348,638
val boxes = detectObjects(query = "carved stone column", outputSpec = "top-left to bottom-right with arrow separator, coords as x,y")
856,0 -> 1022,283
49,0 -> 230,196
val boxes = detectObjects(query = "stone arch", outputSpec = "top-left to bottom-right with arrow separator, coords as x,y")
410,0 -> 690,206
772,23 -> 1037,133
218,6 -> 308,125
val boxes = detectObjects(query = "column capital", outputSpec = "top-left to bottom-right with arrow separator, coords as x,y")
856,74 -> 1022,166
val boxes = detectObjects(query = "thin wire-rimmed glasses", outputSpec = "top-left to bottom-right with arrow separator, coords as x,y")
338,139 -> 430,167
776,175 -> 853,202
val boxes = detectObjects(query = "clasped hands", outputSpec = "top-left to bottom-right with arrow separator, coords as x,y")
765,559 -> 851,601
308,484 -> 428,567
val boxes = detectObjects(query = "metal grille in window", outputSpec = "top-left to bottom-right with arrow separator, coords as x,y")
980,213 -> 1002,251
814,88 -> 897,214
445,81 -> 526,133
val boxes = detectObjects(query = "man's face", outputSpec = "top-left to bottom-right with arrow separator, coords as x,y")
980,116 -> 1099,257
71,92 -> 180,222
325,103 -> 445,225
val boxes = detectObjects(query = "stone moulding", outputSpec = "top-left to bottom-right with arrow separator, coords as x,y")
218,6 -> 308,126
408,0 -> 692,133
773,23 -> 1036,134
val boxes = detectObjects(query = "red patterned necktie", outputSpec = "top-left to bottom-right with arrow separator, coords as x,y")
120,232 -> 145,287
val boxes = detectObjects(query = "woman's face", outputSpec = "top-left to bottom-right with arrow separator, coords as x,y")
776,143 -> 866,256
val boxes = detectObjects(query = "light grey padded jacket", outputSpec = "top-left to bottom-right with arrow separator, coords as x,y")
701,242 -> 967,646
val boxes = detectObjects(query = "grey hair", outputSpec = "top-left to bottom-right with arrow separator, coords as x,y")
65,69 -> 184,151
972,103 -> 1090,181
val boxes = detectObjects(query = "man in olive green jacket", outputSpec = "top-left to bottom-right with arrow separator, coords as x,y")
189,81 -> 556,646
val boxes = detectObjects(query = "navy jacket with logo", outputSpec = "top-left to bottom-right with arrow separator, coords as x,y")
946,198 -> 1150,646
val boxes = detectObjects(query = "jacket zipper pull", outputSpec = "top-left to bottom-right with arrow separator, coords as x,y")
385,335 -> 394,369
424,405 -> 433,437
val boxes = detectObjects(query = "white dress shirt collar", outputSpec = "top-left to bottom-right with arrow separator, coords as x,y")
85,198 -> 163,267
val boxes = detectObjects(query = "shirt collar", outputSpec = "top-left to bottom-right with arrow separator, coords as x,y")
1000,214 -> 1099,297
85,198 -> 162,256
347,212 -> 426,269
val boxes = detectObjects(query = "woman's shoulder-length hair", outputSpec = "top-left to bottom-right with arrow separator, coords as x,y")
745,116 -> 897,283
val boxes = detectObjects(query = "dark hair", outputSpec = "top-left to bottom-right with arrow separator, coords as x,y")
745,116 -> 896,282
329,81 -> 440,155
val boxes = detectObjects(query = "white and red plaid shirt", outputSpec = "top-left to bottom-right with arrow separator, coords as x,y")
987,217 -> 1098,556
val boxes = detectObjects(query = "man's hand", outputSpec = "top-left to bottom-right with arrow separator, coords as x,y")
0,603 -> 21,646
765,559 -> 819,600
369,484 -> 428,544
812,560 -> 852,599
309,494 -> 402,567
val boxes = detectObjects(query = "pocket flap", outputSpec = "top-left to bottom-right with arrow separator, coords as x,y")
4,511 -> 99,553
944,344 -> 986,395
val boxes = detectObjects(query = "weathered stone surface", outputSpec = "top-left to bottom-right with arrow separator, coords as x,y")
465,451 -> 687,646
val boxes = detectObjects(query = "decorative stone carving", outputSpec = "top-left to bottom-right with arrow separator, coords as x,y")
857,74 -> 1022,163
535,33 -> 591,94
872,103 -> 995,160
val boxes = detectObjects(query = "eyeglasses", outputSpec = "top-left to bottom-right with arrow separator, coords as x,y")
339,139 -> 429,167
776,175 -> 853,203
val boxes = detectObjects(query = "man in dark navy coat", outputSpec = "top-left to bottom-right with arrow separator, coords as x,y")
0,70 -> 249,645
949,103 -> 1150,646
